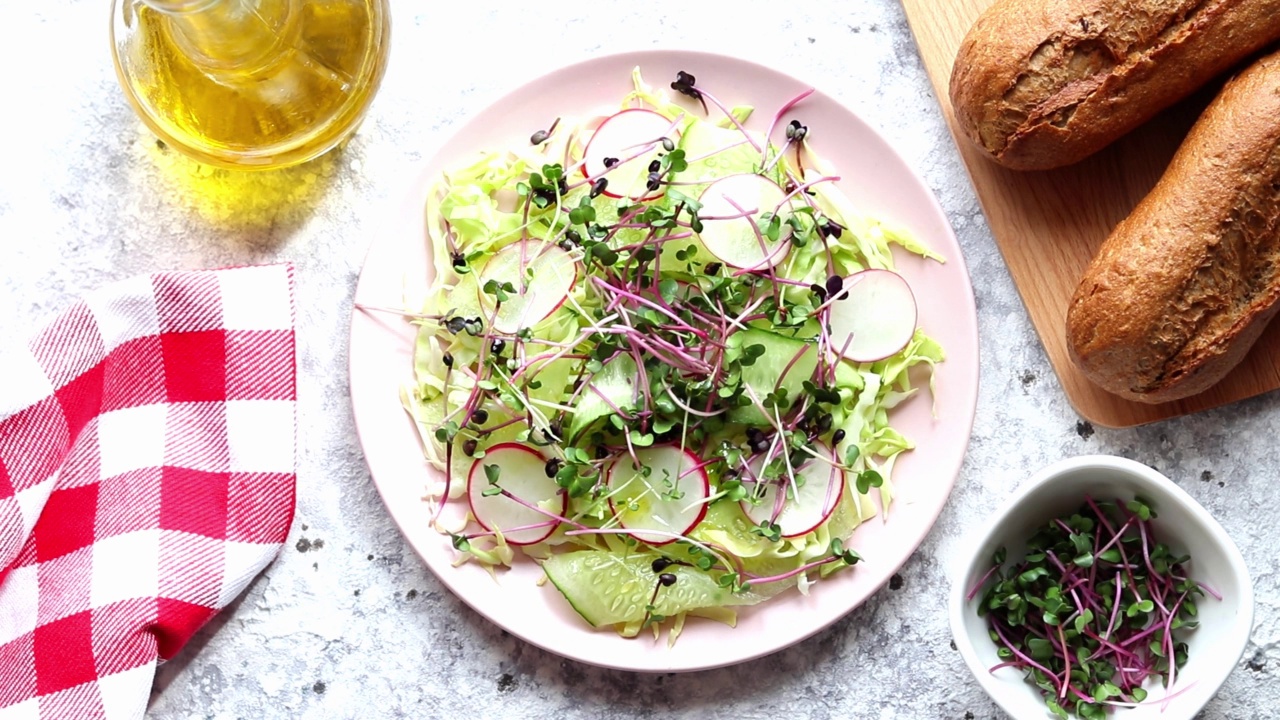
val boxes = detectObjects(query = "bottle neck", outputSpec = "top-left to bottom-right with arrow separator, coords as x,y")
144,0 -> 292,71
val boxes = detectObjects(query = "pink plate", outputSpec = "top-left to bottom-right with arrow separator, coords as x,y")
349,50 -> 979,672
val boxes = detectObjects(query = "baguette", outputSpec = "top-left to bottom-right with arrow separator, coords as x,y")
950,0 -> 1280,170
1066,49 -> 1280,403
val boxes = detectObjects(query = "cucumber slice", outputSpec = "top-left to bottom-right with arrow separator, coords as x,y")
567,353 -> 637,441
675,120 -> 766,186
726,328 -> 818,425
542,550 -> 768,629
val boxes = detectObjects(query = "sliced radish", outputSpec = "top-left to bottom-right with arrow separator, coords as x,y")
696,174 -> 791,270
582,108 -> 678,201
741,445 -> 845,538
467,443 -> 566,545
606,445 -> 710,545
827,269 -> 918,363
477,241 -> 579,334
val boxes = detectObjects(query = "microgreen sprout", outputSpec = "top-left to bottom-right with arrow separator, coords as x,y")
530,117 -> 560,146
972,497 -> 1211,719
480,464 -> 503,497
670,70 -> 700,99
752,519 -> 782,542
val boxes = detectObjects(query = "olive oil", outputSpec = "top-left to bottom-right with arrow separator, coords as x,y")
111,0 -> 390,170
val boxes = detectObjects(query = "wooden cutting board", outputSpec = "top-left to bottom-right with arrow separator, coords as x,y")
899,0 -> 1280,427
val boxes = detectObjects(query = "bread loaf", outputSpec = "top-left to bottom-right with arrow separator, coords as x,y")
949,0 -> 1280,170
1066,49 -> 1280,403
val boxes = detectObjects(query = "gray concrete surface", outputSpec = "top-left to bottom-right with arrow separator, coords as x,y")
1,2 -> 1275,718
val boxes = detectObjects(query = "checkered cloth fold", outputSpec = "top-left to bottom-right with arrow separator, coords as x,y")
0,265 -> 297,719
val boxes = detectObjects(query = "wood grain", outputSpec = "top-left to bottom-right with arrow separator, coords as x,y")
900,0 -> 1280,427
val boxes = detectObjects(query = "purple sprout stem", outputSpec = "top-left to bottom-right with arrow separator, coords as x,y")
1068,586 -> 1088,620
1163,590 -> 1191,693
497,489 -> 588,530
679,455 -> 721,482
828,333 -> 854,385
609,114 -> 686,167
1116,620 -> 1165,649
1198,581 -> 1223,601
966,564 -> 1002,602
990,622 -> 1062,697
475,415 -> 526,437
612,232 -> 695,251
592,276 -> 708,337
1044,549 -> 1069,574
1137,521 -> 1173,616
430,365 -> 455,526
564,528 -> 746,575
586,381 -> 635,420
683,138 -> 751,164
647,332 -> 718,367
773,343 -> 817,395
464,519 -> 560,540
767,276 -> 816,288
1056,624 -> 1072,699
662,383 -> 725,418
623,332 -> 705,375
759,88 -> 816,168
631,345 -> 653,427
746,555 -> 842,585
1102,681 -> 1200,710
819,451 -> 840,527
690,84 -> 761,152
722,196 -> 785,309
1081,627 -> 1143,663
509,352 -> 589,382
1084,495 -> 1118,537
778,175 -> 840,205
1104,571 -> 1123,642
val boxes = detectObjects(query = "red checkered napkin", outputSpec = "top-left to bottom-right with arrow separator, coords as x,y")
0,265 -> 297,719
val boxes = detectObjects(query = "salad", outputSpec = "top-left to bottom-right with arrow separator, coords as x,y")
401,68 -> 945,640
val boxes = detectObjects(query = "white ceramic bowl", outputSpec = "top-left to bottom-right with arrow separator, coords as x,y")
950,455 -> 1253,719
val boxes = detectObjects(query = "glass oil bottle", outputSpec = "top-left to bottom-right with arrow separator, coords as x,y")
111,0 -> 391,170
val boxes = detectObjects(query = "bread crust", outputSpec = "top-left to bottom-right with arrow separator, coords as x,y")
950,0 -> 1280,170
1066,50 -> 1280,403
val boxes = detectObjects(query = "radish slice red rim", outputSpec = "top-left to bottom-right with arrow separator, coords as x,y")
467,443 -> 566,546
696,173 -> 792,270
741,445 -> 845,539
477,241 -> 579,334
607,445 -> 710,545
582,108 -> 679,202
828,269 -> 919,363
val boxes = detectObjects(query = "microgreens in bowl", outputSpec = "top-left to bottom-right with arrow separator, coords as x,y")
971,496 -> 1213,719
950,456 -> 1253,720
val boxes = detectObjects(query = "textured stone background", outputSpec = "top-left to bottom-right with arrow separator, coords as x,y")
1,1 -> 1277,718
